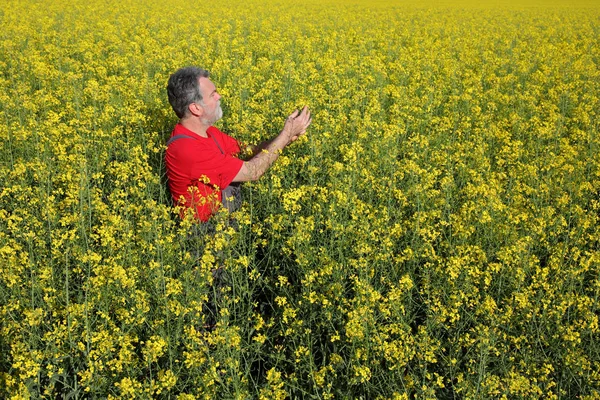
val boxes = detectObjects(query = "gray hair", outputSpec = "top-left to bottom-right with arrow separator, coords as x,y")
167,66 -> 210,118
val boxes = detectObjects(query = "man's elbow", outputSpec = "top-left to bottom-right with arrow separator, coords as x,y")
234,162 -> 264,182
248,168 -> 264,182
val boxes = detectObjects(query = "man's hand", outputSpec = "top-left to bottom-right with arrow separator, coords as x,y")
232,106 -> 312,183
282,106 -> 312,145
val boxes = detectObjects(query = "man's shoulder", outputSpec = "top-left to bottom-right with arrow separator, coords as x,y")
166,134 -> 196,152
167,134 -> 198,147
167,125 -> 200,148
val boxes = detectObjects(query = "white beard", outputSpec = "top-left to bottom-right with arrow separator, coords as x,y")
202,101 -> 222,125
214,102 -> 223,121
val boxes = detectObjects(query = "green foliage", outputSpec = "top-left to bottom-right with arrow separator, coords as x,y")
1,0 -> 599,398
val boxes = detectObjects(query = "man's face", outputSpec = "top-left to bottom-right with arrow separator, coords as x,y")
198,77 -> 222,125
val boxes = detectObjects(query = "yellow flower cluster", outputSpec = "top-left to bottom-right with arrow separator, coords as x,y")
1,0 -> 599,398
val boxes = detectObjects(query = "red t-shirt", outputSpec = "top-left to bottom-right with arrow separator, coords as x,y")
165,124 -> 243,222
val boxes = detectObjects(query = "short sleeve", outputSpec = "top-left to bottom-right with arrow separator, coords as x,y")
190,151 -> 243,190
223,133 -> 241,155
210,128 -> 240,155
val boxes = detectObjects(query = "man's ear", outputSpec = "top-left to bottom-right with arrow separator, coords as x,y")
188,102 -> 203,117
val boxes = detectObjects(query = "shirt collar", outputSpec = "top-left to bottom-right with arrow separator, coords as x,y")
173,123 -> 219,138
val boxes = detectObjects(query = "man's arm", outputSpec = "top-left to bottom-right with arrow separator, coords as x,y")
233,106 -> 311,182
238,138 -> 275,161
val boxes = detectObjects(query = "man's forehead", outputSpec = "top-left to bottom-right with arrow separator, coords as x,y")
199,76 -> 216,92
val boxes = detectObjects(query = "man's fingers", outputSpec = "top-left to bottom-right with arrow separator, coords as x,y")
288,109 -> 300,119
301,106 -> 310,119
296,106 -> 308,118
284,107 -> 311,142
306,117 -> 312,127
297,109 -> 310,126
289,106 -> 310,121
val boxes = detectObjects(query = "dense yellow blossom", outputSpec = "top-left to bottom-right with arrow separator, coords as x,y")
1,0 -> 599,398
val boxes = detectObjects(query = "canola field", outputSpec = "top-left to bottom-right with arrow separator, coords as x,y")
1,0 -> 599,398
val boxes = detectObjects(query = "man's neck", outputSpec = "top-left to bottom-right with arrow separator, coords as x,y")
180,117 -> 210,138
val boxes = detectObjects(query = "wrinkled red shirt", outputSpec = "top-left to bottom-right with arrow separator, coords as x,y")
165,124 -> 243,222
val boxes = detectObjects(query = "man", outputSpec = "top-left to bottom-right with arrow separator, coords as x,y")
165,66 -> 311,222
